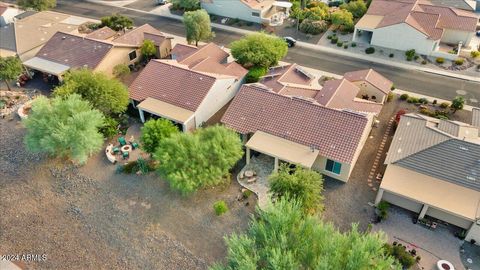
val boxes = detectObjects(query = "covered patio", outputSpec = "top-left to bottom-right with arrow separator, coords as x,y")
136,97 -> 195,132
245,131 -> 319,172
23,57 -> 70,81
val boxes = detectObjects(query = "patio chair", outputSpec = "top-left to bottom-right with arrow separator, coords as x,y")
122,151 -> 129,159
112,147 -> 120,154
118,136 -> 127,146
131,142 -> 139,149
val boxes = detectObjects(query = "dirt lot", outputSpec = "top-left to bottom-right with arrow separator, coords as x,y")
0,117 -> 255,270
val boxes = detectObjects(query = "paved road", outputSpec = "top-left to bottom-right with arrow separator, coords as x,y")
12,0 -> 480,102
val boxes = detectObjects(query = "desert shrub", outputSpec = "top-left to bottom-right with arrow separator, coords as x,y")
246,21 -> 253,26
389,53 -> 394,58
343,44 -> 348,49
245,66 -> 268,83
99,116 -> 119,138
365,47 -> 375,54
337,41 -> 343,47
377,201 -> 389,221
384,243 -> 417,269
407,97 -> 419,103
418,97 -> 428,104
399,93 -> 409,100
331,36 -> 339,44
454,58 -> 464,65
299,19 -> 328,35
390,84 -> 396,90
436,57 -> 444,64
351,42 -> 356,47
327,35 -> 333,39
387,92 -> 394,102
242,189 -> 253,199
421,60 -> 427,65
113,64 -> 130,79
405,49 -> 415,61
213,200 -> 229,216
471,51 -> 480,58
439,102 -> 450,109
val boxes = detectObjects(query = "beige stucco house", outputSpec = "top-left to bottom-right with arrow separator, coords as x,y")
375,113 -> 480,244
129,43 -> 247,132
353,0 -> 479,59
200,0 -> 292,26
222,84 -> 374,182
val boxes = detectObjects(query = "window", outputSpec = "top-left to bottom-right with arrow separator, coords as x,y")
325,159 -> 341,174
128,50 -> 137,61
252,12 -> 260,17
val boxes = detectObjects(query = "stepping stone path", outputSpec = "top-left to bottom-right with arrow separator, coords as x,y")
367,117 -> 395,192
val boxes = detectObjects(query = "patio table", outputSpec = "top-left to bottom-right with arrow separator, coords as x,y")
245,170 -> 254,178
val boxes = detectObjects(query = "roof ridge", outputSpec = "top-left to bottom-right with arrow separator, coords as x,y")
54,31 -> 114,46
154,59 -> 220,80
276,64 -> 297,84
179,42 -> 216,63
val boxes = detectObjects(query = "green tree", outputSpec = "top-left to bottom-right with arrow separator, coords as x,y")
54,69 -> 129,116
451,96 -> 465,113
304,5 -> 329,20
183,9 -> 215,46
140,118 -> 179,155
0,56 -> 23,91
141,39 -> 157,60
331,9 -> 354,31
340,0 -> 367,18
113,64 -> 131,79
23,94 -> 104,164
230,32 -> 288,68
17,0 -> 56,11
100,14 -> 133,31
172,0 -> 200,11
212,198 -> 400,270
154,125 -> 243,195
269,164 -> 324,214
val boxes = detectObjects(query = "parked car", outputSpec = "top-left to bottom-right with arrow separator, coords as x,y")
476,31 -> 480,37
284,36 -> 296,48
154,0 -> 167,5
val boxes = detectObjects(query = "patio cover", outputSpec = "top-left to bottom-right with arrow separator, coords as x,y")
137,97 -> 194,124
381,165 -> 480,221
273,1 -> 293,8
355,15 -> 383,29
246,131 -> 319,168
23,57 -> 70,76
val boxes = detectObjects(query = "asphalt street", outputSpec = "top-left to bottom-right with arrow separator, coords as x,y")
10,0 -> 480,102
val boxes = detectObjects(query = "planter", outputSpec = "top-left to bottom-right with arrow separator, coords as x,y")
436,260 -> 454,270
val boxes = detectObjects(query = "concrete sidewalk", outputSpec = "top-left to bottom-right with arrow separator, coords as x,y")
87,0 -> 480,83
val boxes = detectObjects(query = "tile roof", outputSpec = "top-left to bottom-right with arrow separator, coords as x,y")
129,60 -> 219,112
315,79 -> 383,115
112,24 -> 163,46
144,32 -> 167,46
189,56 -> 248,78
86,26 -> 116,40
35,32 -> 113,69
363,0 -> 478,39
0,23 -> 16,52
260,64 -> 313,93
221,84 -> 371,163
344,68 -> 393,94
170,43 -> 198,61
178,42 -> 229,67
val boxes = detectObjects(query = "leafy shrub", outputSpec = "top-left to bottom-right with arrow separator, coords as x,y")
377,201 -> 389,221
405,49 -> 415,61
213,200 -> 228,216
242,189 -> 253,199
454,58 -> 464,65
387,92 -> 394,102
471,51 -> 480,58
171,0 -> 200,11
436,57 -> 444,64
330,36 -> 338,44
439,102 -> 450,109
337,41 -> 343,47
351,42 -> 356,47
399,93 -> 409,100
389,53 -> 394,58
113,64 -> 130,78
99,116 -> 119,138
327,35 -> 333,39
365,47 -> 375,54
421,60 -> 427,65
120,158 -> 156,174
140,118 -> 179,154
246,21 -> 253,26
407,97 -> 419,103
418,98 -> 428,104
384,243 -> 417,269
343,44 -> 348,49
245,66 -> 268,83
390,84 -> 396,90
299,19 -> 328,35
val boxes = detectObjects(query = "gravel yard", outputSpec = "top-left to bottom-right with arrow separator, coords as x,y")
0,117 -> 255,269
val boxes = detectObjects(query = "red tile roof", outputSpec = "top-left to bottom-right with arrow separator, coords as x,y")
113,24 -> 163,46
144,32 -> 167,46
221,84 -> 371,163
366,0 -> 478,39
190,57 -> 248,78
170,43 -> 198,61
129,60 -> 218,112
260,64 -> 313,93
35,32 -> 113,69
178,43 -> 229,67
86,26 -> 117,40
344,69 -> 393,94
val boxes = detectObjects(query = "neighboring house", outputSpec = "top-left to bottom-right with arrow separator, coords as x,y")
129,42 -> 248,132
258,64 -> 392,115
200,0 -> 292,26
375,113 -> 480,244
13,11 -> 98,61
111,24 -> 173,59
353,0 -> 479,59
221,84 -> 374,182
0,4 -> 21,26
0,23 -> 16,57
428,0 -> 478,11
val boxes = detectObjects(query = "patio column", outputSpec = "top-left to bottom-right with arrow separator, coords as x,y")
374,188 -> 384,205
418,204 -> 429,220
246,147 -> 251,165
352,28 -> 358,42
274,157 -> 279,172
139,109 -> 145,123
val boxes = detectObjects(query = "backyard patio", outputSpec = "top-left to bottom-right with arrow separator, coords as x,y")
237,154 -> 274,209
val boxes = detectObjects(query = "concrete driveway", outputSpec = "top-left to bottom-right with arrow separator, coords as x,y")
373,207 -> 465,270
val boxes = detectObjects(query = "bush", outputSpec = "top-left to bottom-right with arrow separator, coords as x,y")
407,97 -> 419,103
418,97 -> 428,104
436,57 -> 445,64
389,53 -> 394,58
414,55 -> 419,60
99,116 -> 119,138
242,189 -> 253,199
330,36 -> 338,44
120,158 -> 156,174
421,60 -> 427,65
327,35 -> 332,39
299,19 -> 328,35
171,0 -> 200,11
439,102 -> 450,109
405,49 -> 415,61
365,47 -> 375,54
337,41 -> 343,47
377,201 -> 389,221
351,42 -> 356,47
471,51 -> 480,58
390,84 -> 396,90
246,21 -> 253,26
213,200 -> 228,216
399,93 -> 409,100
113,64 -> 130,79
454,58 -> 464,65
245,66 -> 268,83
343,44 -> 348,49
387,92 -> 394,102
140,118 -> 180,154
384,243 -> 417,269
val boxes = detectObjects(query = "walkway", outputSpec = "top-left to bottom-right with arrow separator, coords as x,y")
237,155 -> 273,209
